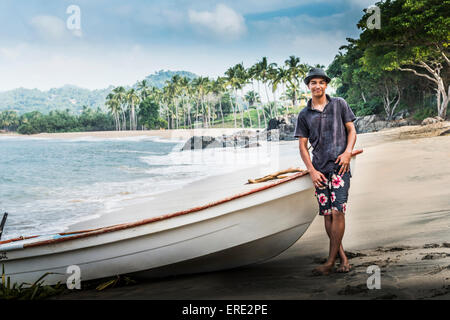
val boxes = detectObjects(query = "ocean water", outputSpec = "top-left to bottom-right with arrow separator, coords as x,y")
0,135 -> 275,240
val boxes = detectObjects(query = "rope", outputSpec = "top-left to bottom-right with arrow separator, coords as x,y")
247,168 -> 306,184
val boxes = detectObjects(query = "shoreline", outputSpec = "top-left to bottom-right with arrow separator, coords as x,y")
1,121 -> 448,141
0,128 -> 260,141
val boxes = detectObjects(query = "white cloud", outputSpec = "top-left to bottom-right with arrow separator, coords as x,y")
30,15 -> 67,41
188,4 -> 247,40
0,43 -> 242,91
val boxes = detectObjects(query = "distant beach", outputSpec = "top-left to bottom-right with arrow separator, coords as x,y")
0,128 -> 253,141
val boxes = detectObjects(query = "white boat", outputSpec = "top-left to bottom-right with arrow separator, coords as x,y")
0,150 -> 362,286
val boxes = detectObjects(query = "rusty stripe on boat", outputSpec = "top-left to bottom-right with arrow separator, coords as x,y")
20,150 -> 363,248
0,235 -> 39,245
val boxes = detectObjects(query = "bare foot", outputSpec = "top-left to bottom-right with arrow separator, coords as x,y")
312,263 -> 334,276
336,261 -> 352,273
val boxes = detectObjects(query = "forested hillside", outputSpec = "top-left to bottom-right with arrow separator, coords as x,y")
0,70 -> 197,115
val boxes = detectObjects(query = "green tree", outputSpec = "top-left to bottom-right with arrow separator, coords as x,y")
138,97 -> 163,129
358,0 -> 449,118
0,110 -> 19,131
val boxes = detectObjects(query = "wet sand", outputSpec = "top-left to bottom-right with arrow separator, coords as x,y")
47,122 -> 450,299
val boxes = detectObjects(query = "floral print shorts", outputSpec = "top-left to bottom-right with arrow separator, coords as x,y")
314,166 -> 351,216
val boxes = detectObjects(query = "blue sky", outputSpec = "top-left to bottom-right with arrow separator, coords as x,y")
0,0 -> 376,90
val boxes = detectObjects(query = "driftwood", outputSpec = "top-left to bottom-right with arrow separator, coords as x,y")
247,168 -> 305,184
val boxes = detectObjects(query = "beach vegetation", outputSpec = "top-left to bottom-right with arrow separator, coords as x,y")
0,265 -> 66,300
13,108 -> 115,134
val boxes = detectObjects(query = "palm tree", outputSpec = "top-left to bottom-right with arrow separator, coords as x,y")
284,56 -> 310,108
191,76 -> 210,127
249,62 -> 267,127
137,80 -> 149,100
245,90 -> 261,128
257,57 -> 278,119
105,92 -> 121,130
0,110 -> 19,131
272,66 -> 289,115
126,88 -> 140,130
284,56 -> 301,107
224,67 -> 238,128
111,86 -> 127,130
225,63 -> 248,128
212,77 -> 227,126
205,78 -> 216,127
245,90 -> 260,107
161,86 -> 173,129
179,76 -> 191,128
234,63 -> 249,128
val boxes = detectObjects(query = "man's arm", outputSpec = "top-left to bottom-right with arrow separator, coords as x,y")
335,121 -> 357,175
299,137 -> 328,188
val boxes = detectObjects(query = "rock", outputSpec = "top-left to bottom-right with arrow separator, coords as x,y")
266,115 -> 298,140
181,135 -> 218,150
354,114 -> 415,133
423,243 -> 440,249
393,110 -> 410,121
421,116 -> 444,126
180,130 -> 267,151
267,118 -> 280,130
422,253 -> 450,260
354,115 -> 385,133
391,119 -> 411,127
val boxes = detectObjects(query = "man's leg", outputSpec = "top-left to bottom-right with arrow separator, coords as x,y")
324,215 -> 348,267
314,210 -> 346,275
330,169 -> 352,272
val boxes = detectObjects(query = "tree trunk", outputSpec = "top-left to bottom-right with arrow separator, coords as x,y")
229,94 -> 237,128
437,83 -> 449,119
131,102 -> 136,130
219,97 -> 224,126
382,83 -> 401,120
398,59 -> 448,120
236,89 -> 244,128
257,81 -> 263,127
361,91 -> 367,104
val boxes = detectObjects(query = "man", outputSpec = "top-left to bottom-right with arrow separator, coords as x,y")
294,68 -> 357,275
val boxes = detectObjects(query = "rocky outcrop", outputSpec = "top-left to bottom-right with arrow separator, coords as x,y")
354,114 -> 417,134
180,130 -> 266,151
181,114 -> 299,150
266,115 -> 297,141
421,116 -> 445,126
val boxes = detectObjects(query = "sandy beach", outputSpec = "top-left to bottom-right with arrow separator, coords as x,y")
12,122 -> 450,300
0,128 -> 251,141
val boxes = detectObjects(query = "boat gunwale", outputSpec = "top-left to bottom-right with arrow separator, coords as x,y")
1,150 -> 363,250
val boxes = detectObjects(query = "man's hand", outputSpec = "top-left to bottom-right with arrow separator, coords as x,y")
335,151 -> 352,175
310,169 -> 328,189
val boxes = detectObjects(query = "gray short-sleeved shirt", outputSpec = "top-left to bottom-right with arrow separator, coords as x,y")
294,94 -> 356,173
